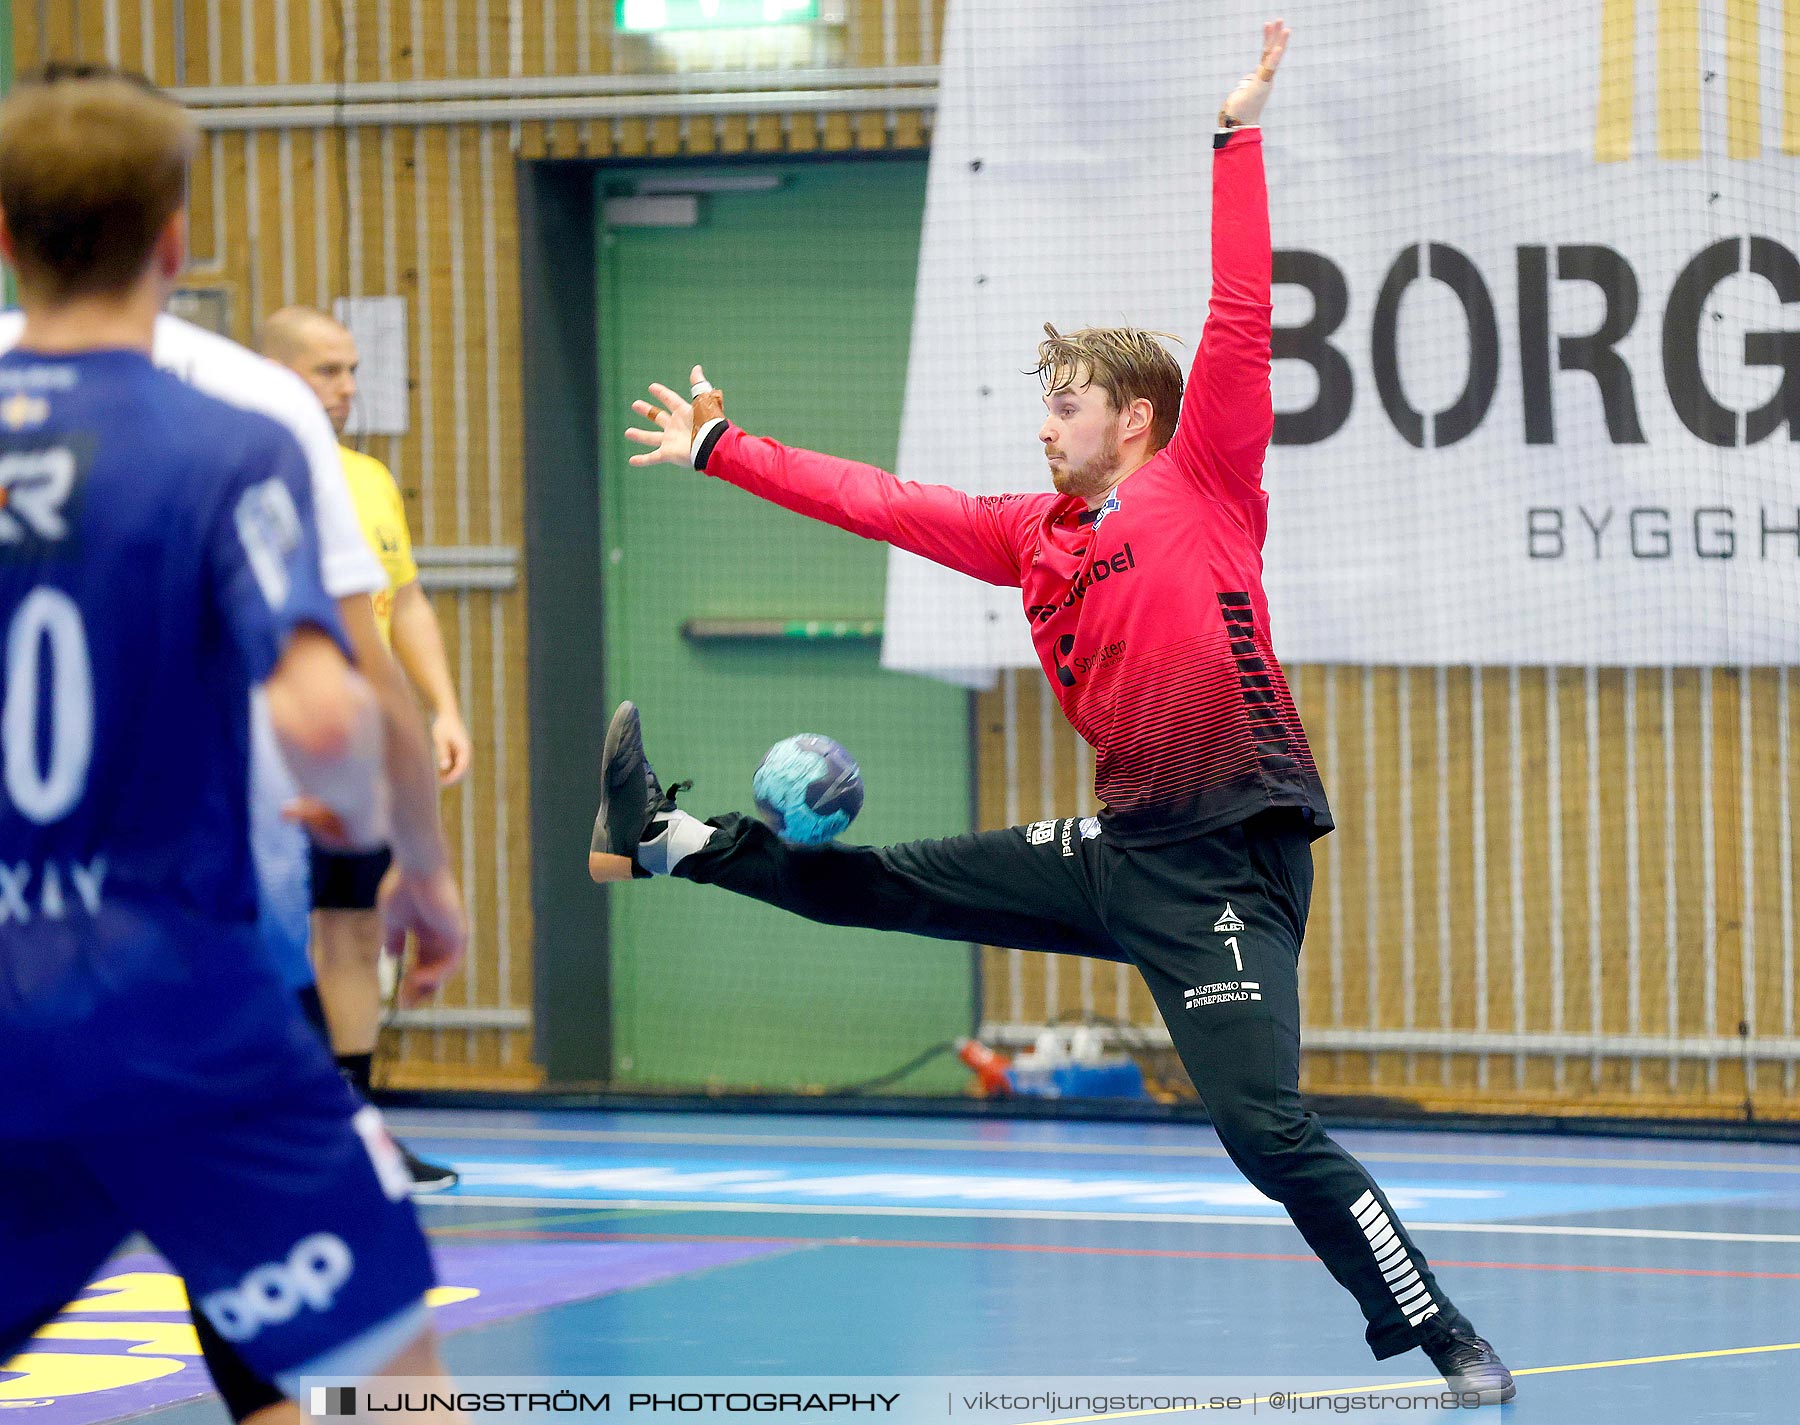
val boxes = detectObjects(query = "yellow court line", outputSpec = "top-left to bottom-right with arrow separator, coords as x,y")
1516,1338 -> 1800,1377
1014,1340 -> 1800,1425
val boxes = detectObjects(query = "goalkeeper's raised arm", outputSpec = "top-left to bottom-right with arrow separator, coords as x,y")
1219,17 -> 1289,130
1162,17 -> 1289,503
624,364 -> 1046,589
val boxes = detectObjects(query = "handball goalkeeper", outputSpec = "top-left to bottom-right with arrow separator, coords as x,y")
593,20 -> 1514,1405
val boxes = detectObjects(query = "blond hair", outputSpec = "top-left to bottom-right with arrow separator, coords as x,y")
0,67 -> 196,300
1031,324 -> 1185,452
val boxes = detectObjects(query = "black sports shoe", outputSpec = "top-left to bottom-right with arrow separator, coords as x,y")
1422,1325 -> 1515,1405
400,1142 -> 459,1196
590,701 -> 689,877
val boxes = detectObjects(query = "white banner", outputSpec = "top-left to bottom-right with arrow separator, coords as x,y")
884,0 -> 1800,673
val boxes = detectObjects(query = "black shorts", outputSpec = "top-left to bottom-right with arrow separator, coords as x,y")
309,846 -> 393,911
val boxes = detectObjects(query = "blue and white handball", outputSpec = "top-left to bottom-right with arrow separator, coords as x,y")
752,733 -> 865,844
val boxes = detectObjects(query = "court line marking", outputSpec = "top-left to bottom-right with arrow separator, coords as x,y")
1015,1340 -> 1800,1424
431,1195 -> 1800,1244
428,1208 -> 675,1235
388,1121 -> 1800,1176
424,1224 -> 1800,1279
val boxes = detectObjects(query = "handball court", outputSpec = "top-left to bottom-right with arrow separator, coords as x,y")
12,1108 -> 1800,1424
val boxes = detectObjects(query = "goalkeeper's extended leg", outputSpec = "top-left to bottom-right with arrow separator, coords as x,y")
588,701 -> 1117,959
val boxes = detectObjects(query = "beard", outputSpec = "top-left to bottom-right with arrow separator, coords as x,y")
1048,424 -> 1122,500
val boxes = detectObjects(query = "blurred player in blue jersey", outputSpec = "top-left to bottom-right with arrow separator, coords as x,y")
0,70 -> 463,1408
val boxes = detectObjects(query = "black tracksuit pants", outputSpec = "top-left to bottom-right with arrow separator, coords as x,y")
676,807 -> 1475,1361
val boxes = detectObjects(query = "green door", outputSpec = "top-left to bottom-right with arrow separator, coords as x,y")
597,159 -> 974,1092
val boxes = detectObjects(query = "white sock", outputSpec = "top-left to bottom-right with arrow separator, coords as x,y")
637,808 -> 716,876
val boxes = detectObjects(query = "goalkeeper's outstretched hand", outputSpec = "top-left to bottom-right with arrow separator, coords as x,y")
627,365 -> 723,466
1219,18 -> 1291,128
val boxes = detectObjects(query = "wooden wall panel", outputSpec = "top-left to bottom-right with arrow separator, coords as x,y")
188,134 -> 221,269
978,665 -> 1800,1122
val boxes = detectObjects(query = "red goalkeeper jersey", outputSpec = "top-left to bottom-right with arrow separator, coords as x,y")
696,127 -> 1332,846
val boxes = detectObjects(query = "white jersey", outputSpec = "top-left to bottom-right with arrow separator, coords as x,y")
0,312 -> 384,599
0,310 -> 383,986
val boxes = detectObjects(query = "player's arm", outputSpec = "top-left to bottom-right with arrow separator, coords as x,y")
337,593 -> 437,872
336,593 -> 468,1004
627,367 -> 1040,589
1164,20 -> 1290,501
371,463 -> 471,785
265,628 -> 387,849
390,580 -> 472,786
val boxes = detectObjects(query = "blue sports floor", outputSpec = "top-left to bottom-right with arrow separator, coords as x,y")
11,1108 -> 1800,1422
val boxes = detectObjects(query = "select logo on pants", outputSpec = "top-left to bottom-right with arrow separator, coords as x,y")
311,1386 -> 356,1416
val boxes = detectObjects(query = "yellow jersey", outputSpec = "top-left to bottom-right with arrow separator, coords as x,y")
338,446 -> 418,644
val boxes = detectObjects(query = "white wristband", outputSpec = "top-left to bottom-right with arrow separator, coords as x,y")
691,417 -> 727,469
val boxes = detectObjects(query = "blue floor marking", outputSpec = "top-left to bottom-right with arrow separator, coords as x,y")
438,1150 -> 1765,1220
